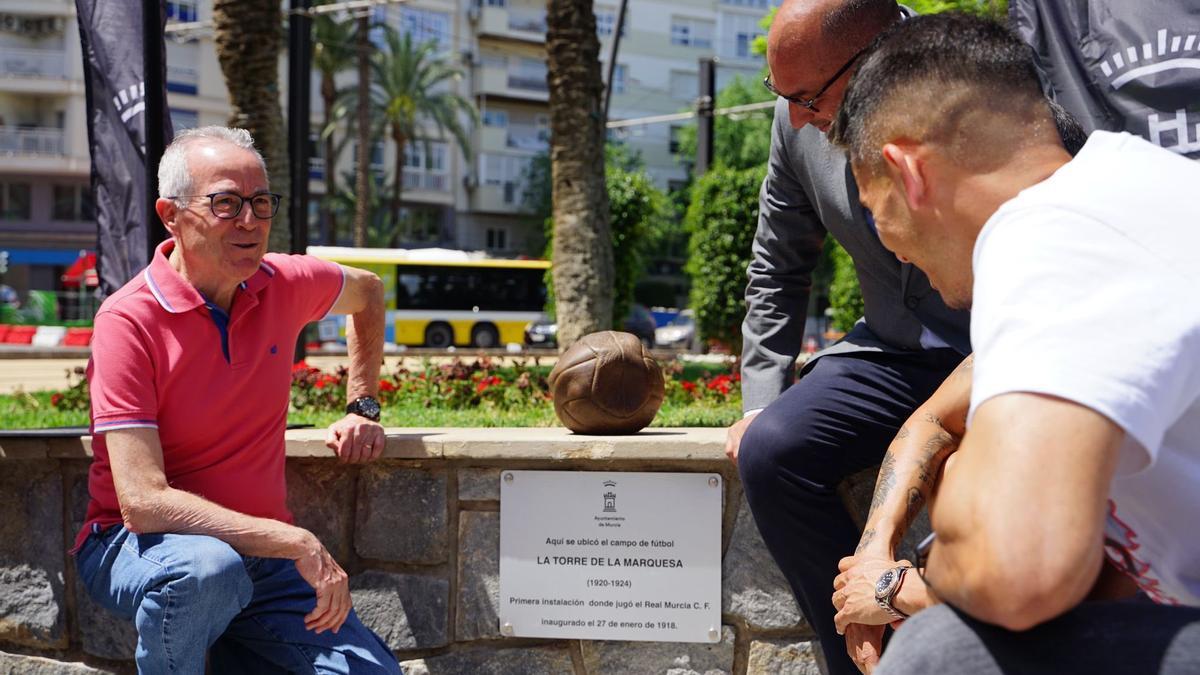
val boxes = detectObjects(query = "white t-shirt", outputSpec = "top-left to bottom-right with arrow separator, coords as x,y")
969,131 -> 1200,606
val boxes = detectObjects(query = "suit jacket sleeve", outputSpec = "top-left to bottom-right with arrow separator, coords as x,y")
740,102 -> 827,412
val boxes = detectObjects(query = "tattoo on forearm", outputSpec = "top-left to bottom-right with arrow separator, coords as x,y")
856,528 -> 876,554
896,425 -> 911,440
868,450 -> 898,518
904,487 -> 925,528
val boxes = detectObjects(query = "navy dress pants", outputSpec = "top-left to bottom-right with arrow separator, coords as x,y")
738,348 -> 963,675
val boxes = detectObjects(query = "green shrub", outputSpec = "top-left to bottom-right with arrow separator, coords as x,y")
829,239 -> 865,333
684,165 -> 766,353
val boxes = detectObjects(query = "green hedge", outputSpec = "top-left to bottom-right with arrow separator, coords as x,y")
684,165 -> 766,353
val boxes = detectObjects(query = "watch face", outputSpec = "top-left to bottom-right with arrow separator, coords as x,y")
362,398 -> 381,418
352,397 -> 382,420
875,569 -> 896,596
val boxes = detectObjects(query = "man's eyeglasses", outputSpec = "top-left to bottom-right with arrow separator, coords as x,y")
763,46 -> 868,113
169,191 -> 283,220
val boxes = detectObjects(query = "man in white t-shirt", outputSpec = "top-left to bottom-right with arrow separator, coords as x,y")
829,13 -> 1200,673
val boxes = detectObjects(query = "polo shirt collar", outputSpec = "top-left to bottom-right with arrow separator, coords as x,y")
143,238 -> 276,314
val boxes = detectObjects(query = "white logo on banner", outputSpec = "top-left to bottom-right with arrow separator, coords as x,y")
1097,28 -> 1200,154
113,81 -> 147,125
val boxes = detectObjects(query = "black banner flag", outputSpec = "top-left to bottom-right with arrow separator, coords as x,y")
1011,1 -> 1200,159
75,1 -> 173,297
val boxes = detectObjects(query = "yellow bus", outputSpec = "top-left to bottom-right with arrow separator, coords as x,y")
309,246 -> 550,348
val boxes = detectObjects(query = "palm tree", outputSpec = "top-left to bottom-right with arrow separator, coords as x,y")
312,10 -> 356,245
371,30 -> 476,230
353,13 -> 372,247
546,0 -> 613,350
212,0 -> 290,252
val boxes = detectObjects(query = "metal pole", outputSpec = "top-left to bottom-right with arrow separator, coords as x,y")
143,0 -> 168,261
695,57 -> 716,176
289,0 -> 313,363
602,0 -> 629,124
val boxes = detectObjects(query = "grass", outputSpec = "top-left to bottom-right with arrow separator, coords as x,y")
283,398 -> 741,429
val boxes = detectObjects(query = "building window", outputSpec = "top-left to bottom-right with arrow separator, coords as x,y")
485,0 -> 506,6
595,8 -> 628,37
721,0 -> 768,7
724,13 -> 766,60
52,185 -> 94,222
479,153 -> 532,204
165,1 -> 198,22
0,183 -> 31,221
736,33 -> 751,58
169,108 -> 199,132
482,109 -> 509,127
403,141 -> 450,191
399,7 -> 451,49
535,113 -> 550,142
671,17 -> 714,49
486,228 -> 508,250
611,63 -> 627,94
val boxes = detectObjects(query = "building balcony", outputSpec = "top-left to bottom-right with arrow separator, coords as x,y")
402,170 -> 449,193
476,5 -> 546,43
166,64 -> 199,95
0,47 -> 66,80
506,124 -> 548,153
0,127 -> 65,156
476,64 -> 548,102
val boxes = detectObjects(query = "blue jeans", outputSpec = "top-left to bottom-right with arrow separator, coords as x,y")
75,525 -> 402,675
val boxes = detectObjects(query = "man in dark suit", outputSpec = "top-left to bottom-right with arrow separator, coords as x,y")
724,1 -> 971,672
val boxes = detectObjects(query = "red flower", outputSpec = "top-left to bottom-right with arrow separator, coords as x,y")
681,381 -> 696,393
51,393 -> 63,406
476,375 -> 502,394
379,380 -> 397,392
314,374 -> 339,390
291,360 -> 310,373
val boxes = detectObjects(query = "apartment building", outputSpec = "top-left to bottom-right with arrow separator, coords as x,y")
0,0 -> 771,298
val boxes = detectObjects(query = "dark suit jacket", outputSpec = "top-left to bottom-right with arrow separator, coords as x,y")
740,98 -> 972,412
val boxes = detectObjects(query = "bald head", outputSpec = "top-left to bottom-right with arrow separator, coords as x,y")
767,0 -> 901,130
769,0 -> 899,73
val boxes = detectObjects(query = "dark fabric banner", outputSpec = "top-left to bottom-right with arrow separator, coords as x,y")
1011,0 -> 1200,159
75,1 -> 172,297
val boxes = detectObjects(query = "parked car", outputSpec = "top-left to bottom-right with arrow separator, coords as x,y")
523,315 -> 558,348
523,304 -> 657,349
655,309 -> 697,351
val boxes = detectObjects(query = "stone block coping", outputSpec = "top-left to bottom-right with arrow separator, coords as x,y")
0,427 -> 729,462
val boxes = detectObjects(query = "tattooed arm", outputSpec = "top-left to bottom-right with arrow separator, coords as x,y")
856,354 -> 973,560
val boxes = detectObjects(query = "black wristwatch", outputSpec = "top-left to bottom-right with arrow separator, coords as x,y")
346,396 -> 382,422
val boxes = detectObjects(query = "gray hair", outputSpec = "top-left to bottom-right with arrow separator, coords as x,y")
158,126 -> 268,203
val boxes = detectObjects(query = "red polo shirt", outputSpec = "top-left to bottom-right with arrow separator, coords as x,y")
74,239 -> 344,552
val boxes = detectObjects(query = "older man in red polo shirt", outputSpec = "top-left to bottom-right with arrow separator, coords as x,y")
73,126 -> 401,674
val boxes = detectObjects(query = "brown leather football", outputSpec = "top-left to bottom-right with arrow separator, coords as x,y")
548,331 -> 664,434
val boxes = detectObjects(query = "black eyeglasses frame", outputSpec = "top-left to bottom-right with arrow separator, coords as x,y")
168,191 -> 283,220
763,46 -> 868,114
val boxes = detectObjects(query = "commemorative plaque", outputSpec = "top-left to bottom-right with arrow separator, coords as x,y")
499,470 -> 722,643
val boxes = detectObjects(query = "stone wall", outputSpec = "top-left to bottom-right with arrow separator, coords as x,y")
0,429 -> 825,674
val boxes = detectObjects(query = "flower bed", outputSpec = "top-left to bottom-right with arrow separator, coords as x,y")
1,358 -> 744,430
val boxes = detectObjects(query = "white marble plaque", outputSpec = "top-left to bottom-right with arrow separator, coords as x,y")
500,470 -> 722,642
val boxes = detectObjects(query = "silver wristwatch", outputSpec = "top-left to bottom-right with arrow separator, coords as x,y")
874,565 -> 911,620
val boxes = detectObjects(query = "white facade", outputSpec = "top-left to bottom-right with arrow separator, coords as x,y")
0,0 -> 772,290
